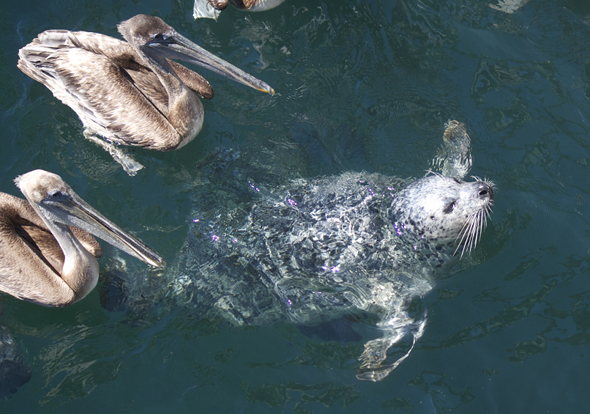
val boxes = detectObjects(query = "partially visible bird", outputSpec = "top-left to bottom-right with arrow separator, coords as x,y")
0,169 -> 163,306
194,0 -> 287,19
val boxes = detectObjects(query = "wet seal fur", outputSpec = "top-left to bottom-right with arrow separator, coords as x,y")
172,120 -> 494,381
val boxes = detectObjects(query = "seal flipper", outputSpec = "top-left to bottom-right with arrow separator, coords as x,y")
431,120 -> 472,179
356,309 -> 427,381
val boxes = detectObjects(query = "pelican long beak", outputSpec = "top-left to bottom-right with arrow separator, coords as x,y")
39,190 -> 164,268
145,32 -> 275,95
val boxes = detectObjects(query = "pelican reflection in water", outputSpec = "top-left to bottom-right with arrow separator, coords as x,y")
0,170 -> 163,307
17,14 -> 275,175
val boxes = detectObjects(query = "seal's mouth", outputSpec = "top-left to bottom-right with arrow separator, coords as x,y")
454,178 -> 495,257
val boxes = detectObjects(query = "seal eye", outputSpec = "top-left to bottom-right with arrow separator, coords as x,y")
443,199 -> 457,214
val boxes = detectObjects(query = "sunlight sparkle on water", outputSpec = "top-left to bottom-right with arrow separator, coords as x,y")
322,265 -> 341,273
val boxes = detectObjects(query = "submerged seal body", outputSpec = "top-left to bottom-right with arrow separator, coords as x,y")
173,120 -> 494,381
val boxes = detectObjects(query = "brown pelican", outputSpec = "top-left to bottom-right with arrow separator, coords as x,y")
194,0 -> 287,19
0,170 -> 163,307
17,14 -> 275,175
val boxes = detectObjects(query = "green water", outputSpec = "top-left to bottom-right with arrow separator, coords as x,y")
1,0 -> 590,412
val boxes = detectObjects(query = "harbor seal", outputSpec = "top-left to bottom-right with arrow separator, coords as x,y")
170,120 -> 494,381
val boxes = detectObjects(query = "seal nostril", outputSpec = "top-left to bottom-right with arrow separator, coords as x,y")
477,183 -> 493,198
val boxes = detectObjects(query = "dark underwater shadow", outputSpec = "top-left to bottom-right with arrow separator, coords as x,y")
0,325 -> 31,398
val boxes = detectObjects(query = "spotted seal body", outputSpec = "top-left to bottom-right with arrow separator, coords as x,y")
173,121 -> 494,381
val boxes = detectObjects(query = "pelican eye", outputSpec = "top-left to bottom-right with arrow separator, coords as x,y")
152,33 -> 171,43
46,190 -> 71,202
443,199 -> 457,214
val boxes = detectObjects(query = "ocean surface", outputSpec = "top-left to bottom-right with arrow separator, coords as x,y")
1,0 -> 589,412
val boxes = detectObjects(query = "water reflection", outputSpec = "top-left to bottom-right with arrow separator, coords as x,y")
1,0 -> 590,411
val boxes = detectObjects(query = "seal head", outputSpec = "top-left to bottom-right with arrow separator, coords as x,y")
391,173 -> 494,257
